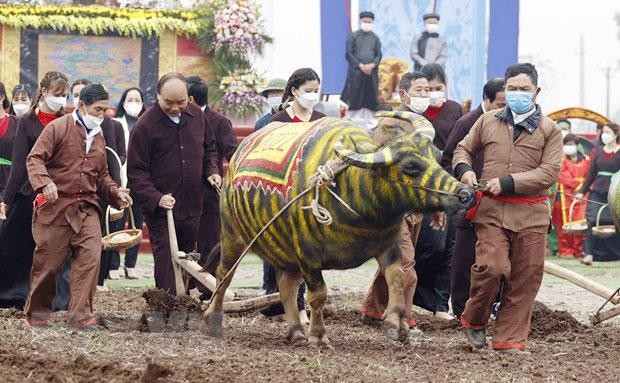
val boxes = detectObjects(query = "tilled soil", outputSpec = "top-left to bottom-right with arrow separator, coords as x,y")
0,289 -> 618,383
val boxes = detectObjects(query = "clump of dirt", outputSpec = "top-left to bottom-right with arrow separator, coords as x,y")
530,300 -> 585,338
417,315 -> 462,332
142,362 -> 173,382
142,289 -> 201,316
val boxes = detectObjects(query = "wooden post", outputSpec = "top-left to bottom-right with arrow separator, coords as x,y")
590,304 -> 620,325
174,256 -> 235,302
167,209 -> 186,296
221,293 -> 281,314
544,261 -> 620,305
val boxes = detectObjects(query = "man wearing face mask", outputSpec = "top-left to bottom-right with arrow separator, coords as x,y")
255,78 -> 286,130
128,72 -> 218,295
25,84 -> 132,328
453,63 -> 562,354
441,77 -> 505,319
341,11 -> 382,130
410,13 -> 447,71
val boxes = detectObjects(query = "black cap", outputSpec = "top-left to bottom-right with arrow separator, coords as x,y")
423,13 -> 440,21
359,11 -> 375,20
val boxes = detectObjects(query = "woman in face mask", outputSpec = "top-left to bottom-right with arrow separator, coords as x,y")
0,71 -> 68,310
70,79 -> 91,110
576,123 -> 620,264
0,81 -> 20,210
9,84 -> 32,118
262,68 -> 324,322
420,63 -> 463,151
112,87 -> 146,280
268,68 -> 325,124
551,134 -> 590,259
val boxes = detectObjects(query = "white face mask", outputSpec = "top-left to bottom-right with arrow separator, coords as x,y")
563,145 -> 577,156
80,108 -> 104,130
124,101 -> 143,118
73,97 -> 80,109
295,90 -> 319,111
406,93 -> 430,114
267,96 -> 281,110
12,102 -> 29,117
601,132 -> 616,145
360,22 -> 374,32
429,91 -> 445,107
425,23 -> 439,34
45,95 -> 66,112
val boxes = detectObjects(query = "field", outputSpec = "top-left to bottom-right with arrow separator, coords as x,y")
0,256 -> 618,382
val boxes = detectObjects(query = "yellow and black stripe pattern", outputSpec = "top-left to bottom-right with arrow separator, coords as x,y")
219,115 -> 462,286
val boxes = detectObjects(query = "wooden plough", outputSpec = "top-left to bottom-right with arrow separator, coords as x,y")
543,261 -> 619,325
166,210 -> 280,313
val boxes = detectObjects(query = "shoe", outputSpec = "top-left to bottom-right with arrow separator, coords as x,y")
26,318 -> 50,327
580,255 -> 593,266
96,284 -> 110,292
259,303 -> 285,317
124,267 -> 139,279
299,310 -> 310,325
435,311 -> 455,320
465,328 -> 487,349
108,269 -> 122,280
495,348 -> 531,355
68,316 -> 100,330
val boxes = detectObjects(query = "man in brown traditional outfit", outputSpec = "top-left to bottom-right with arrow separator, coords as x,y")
25,84 -> 132,328
453,63 -> 562,354
127,73 -> 219,295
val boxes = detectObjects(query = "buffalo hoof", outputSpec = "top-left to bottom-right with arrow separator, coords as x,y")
308,334 -> 332,349
204,312 -> 224,338
287,324 -> 307,345
384,320 -> 409,344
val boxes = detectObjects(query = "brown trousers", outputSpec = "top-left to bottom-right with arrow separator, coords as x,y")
460,223 -> 546,350
361,214 -> 422,326
146,215 -> 200,295
25,207 -> 101,325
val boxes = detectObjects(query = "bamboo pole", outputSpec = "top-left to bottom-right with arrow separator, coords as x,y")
544,261 -> 620,304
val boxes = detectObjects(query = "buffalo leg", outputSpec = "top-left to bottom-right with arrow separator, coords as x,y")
204,236 -> 240,338
277,270 -> 306,343
305,270 -> 330,347
378,247 -> 409,343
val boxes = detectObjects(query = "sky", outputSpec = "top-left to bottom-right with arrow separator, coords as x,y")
519,0 -> 620,124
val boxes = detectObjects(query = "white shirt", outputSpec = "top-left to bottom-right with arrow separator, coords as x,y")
72,110 -> 102,154
167,114 -> 181,124
511,106 -> 537,125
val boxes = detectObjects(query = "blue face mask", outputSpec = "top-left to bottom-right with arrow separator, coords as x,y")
505,91 -> 535,114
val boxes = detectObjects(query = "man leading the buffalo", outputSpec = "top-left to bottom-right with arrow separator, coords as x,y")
128,73 -> 220,294
453,63 -> 562,354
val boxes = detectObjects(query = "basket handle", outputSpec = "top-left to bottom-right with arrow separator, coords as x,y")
127,204 -> 136,230
568,197 -> 581,222
595,204 -> 609,227
105,205 -> 111,236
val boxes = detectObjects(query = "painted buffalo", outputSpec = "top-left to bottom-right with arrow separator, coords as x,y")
205,111 -> 474,346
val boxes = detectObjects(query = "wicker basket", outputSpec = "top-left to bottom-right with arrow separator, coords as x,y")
592,204 -> 617,238
101,204 -> 142,251
562,198 -> 587,234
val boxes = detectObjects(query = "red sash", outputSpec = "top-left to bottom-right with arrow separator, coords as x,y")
466,191 -> 549,221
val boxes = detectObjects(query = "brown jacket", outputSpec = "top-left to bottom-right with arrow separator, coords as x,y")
453,106 -> 562,233
27,113 -> 121,226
